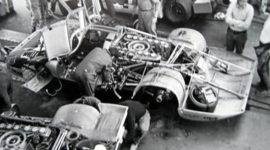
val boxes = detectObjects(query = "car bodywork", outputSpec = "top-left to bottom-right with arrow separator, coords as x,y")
99,0 -> 220,23
5,8 -> 256,121
0,102 -> 128,150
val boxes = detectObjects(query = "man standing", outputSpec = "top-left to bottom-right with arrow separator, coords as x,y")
225,0 -> 254,54
118,100 -> 150,150
137,0 -> 161,36
25,0 -> 48,32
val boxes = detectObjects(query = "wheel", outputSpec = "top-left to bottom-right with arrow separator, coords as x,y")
187,85 -> 218,112
164,0 -> 192,23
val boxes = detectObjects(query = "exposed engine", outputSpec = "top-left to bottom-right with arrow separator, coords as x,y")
0,116 -> 55,150
113,33 -> 172,62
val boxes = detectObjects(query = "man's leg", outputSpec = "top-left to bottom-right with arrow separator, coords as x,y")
149,18 -> 157,36
0,74 -> 12,113
104,0 -> 116,17
31,12 -> 37,32
30,1 -> 41,32
131,110 -> 150,150
259,52 -> 270,90
144,11 -> 157,36
235,33 -> 247,54
138,11 -> 146,33
38,2 -> 45,28
226,28 -> 235,52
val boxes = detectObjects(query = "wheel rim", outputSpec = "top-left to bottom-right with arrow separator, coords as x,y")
168,3 -> 186,21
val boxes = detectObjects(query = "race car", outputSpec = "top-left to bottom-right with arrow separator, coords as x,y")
4,8 -> 256,121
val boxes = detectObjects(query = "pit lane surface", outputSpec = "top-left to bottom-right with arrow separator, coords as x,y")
0,1 -> 270,150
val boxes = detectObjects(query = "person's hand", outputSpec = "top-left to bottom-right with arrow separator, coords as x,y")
152,17 -> 157,23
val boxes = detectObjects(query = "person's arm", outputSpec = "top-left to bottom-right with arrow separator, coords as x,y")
124,113 -> 136,143
234,6 -> 254,30
225,2 -> 242,26
85,96 -> 101,112
151,0 -> 161,23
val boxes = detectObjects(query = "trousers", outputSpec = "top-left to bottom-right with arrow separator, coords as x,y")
226,27 -> 247,54
138,10 -> 157,36
29,0 -> 47,31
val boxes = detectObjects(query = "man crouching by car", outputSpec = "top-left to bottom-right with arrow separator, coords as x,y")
74,47 -> 121,96
0,72 -> 13,114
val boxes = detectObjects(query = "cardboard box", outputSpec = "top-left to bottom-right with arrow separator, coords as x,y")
193,0 -> 213,14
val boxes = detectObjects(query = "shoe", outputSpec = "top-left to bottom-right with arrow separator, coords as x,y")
130,143 -> 138,150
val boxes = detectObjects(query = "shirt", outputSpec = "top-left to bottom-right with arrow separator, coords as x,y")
225,1 -> 254,32
260,15 -> 270,44
138,0 -> 160,11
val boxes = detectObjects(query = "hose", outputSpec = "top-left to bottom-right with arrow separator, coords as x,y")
45,58 -> 63,96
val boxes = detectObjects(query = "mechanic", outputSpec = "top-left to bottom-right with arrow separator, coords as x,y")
103,0 -> 116,17
74,47 -> 113,96
118,100 -> 150,150
255,14 -> 270,51
25,0 -> 49,32
137,0 -> 161,35
225,0 -> 254,54
0,73 -> 13,114
74,96 -> 101,111
253,12 -> 270,96
256,49 -> 270,96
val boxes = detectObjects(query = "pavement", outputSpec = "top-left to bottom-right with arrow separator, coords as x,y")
0,1 -> 270,150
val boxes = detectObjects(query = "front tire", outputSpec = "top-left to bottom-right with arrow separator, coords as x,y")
164,0 -> 193,23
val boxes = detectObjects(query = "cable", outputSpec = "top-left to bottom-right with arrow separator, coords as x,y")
45,58 -> 63,96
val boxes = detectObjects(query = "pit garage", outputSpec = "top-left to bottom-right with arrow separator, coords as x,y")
0,0 -> 269,150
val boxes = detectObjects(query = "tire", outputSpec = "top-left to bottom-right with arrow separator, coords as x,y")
187,85 -> 218,112
164,0 -> 193,24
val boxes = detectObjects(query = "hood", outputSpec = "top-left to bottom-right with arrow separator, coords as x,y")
42,21 -> 71,61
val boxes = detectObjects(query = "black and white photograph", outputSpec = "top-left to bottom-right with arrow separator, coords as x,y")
0,0 -> 269,149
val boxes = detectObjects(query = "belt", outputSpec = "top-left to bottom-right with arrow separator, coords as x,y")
139,8 -> 153,11
229,27 -> 247,34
